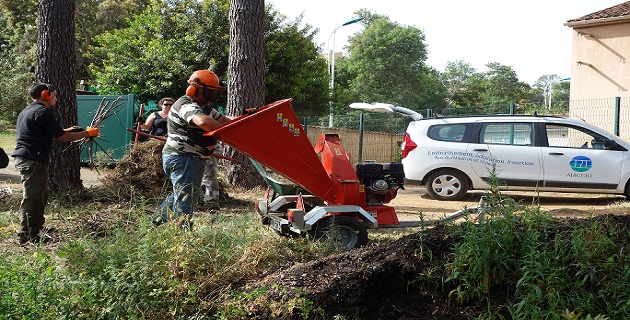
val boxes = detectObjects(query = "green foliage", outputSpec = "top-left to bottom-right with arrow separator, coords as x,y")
441,59 -> 479,107
88,0 -> 329,110
75,0 -> 151,80
527,74 -> 570,115
437,60 -> 566,115
264,8 -> 329,115
0,48 -> 31,123
216,285 -> 324,319
0,188 -> 332,319
445,166 -> 525,303
443,166 -> 630,319
0,5 -> 36,123
0,0 -> 574,126
90,0 -> 225,102
0,252 -> 73,318
481,62 -> 531,105
0,173 -> 629,318
338,9 -> 445,112
510,214 -> 629,319
0,0 -> 37,47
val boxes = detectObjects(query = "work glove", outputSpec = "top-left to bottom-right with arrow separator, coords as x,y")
243,107 -> 259,115
63,126 -> 85,133
85,127 -> 100,137
136,115 -> 144,123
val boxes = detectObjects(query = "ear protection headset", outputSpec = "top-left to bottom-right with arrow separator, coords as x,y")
41,84 -> 54,101
185,70 -> 223,97
185,81 -> 202,97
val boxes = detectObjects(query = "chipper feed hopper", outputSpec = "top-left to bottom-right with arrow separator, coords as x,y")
209,99 -> 472,249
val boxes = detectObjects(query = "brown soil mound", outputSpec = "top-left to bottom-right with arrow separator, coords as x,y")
242,225 -> 462,319
237,214 -> 630,319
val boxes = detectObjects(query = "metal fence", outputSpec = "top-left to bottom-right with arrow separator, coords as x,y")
300,97 -> 630,163
568,96 -> 630,140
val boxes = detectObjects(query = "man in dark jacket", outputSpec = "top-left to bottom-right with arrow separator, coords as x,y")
12,82 -> 100,245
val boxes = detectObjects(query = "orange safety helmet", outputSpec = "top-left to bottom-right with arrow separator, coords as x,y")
186,70 -> 223,96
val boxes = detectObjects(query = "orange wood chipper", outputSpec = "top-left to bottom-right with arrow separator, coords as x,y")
209,99 -> 475,249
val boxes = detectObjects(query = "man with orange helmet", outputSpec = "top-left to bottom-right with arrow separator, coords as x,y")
153,70 -> 233,229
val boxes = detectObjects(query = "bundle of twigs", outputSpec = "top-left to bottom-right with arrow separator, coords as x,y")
79,96 -> 125,170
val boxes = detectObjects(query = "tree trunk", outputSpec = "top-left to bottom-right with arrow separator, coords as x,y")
225,0 -> 265,188
36,0 -> 82,190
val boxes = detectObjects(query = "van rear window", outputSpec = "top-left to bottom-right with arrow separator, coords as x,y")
428,124 -> 467,142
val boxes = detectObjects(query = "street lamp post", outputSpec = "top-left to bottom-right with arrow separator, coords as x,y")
547,77 -> 571,110
327,17 -> 364,128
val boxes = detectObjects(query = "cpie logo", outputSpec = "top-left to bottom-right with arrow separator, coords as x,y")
569,156 -> 592,172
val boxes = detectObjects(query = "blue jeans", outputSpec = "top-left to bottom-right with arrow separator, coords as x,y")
154,154 -> 205,229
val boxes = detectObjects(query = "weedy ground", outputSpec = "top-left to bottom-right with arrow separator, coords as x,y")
0,140 -> 628,319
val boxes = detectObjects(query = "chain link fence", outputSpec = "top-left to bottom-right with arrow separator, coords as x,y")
301,104 -> 519,135
298,97 -> 629,163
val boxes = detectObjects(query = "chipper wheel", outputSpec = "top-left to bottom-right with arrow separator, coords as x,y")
310,215 -> 368,250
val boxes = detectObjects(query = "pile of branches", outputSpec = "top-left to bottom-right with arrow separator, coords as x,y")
99,140 -> 169,200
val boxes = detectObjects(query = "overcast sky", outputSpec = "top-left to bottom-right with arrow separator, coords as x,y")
266,0 -> 624,85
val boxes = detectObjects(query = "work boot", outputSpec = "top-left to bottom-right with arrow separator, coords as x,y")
152,216 -> 166,228
18,234 -> 52,246
18,231 -> 38,246
18,235 -> 31,245
198,201 -> 220,212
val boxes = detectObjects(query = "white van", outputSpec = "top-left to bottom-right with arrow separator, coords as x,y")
350,103 -> 630,201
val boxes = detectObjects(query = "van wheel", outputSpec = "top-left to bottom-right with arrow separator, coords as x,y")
310,216 -> 368,250
425,169 -> 469,201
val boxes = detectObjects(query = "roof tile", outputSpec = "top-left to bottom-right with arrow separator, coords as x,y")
567,1 -> 630,23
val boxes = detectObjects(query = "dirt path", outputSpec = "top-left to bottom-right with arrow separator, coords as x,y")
391,184 -> 630,221
3,150 -> 629,219
0,150 -> 103,189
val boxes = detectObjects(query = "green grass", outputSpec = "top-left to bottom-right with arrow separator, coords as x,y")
0,169 -> 628,319
0,187 -> 333,319
0,132 -> 15,150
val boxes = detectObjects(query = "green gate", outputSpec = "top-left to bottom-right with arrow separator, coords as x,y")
77,94 -> 135,163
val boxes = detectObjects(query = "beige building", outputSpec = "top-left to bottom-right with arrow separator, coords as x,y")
564,2 -> 630,138
565,2 -> 630,100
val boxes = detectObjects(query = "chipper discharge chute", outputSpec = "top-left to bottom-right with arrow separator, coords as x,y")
210,99 -> 474,249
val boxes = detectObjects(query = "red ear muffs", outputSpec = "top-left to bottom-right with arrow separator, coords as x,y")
41,84 -> 53,101
41,89 -> 52,101
186,84 -> 197,97
186,77 -> 205,97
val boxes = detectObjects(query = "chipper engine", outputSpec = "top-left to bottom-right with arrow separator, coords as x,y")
209,99 -> 471,250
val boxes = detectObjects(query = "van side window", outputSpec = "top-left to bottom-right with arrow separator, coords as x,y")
546,124 -> 606,149
480,123 -> 533,145
428,124 -> 466,142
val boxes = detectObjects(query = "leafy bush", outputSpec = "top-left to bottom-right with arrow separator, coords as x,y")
443,167 -> 629,319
